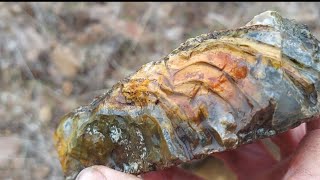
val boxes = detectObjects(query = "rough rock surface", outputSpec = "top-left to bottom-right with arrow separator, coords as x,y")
55,11 -> 320,179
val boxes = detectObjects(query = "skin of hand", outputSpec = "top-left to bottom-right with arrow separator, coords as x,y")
76,118 -> 320,180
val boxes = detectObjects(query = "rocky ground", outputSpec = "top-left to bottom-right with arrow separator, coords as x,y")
1,2 -> 320,180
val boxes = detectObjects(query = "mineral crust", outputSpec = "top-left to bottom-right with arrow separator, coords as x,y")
54,11 -> 320,179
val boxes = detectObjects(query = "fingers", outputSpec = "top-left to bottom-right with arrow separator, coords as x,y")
76,166 -> 141,180
142,166 -> 203,180
213,140 -> 277,179
283,118 -> 320,179
270,117 -> 320,159
254,157 -> 291,180
270,124 -> 306,159
306,117 -> 320,132
283,129 -> 320,179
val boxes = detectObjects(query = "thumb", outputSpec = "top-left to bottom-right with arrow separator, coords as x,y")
76,166 -> 141,180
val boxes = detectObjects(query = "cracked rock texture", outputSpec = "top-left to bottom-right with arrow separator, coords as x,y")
55,10 -> 320,179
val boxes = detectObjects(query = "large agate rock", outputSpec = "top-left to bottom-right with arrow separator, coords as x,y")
54,11 -> 320,179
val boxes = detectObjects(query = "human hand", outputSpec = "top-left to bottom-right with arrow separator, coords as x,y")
76,165 -> 203,180
214,117 -> 320,180
76,118 -> 320,180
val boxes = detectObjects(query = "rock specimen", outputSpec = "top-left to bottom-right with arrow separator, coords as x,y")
54,11 -> 320,179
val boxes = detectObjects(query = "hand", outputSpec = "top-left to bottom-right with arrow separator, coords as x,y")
214,117 -> 320,180
76,165 -> 203,180
76,118 -> 320,180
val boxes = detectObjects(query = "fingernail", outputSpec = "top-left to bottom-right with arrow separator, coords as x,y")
76,167 -> 107,180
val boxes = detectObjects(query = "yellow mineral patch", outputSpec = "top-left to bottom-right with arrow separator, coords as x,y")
122,79 -> 152,106
168,37 -> 283,69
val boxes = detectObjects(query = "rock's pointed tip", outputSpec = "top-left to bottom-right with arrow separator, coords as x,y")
246,10 -> 282,28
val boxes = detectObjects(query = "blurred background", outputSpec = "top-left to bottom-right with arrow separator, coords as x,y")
1,2 -> 320,180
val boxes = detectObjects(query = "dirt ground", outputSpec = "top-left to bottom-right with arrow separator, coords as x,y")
1,2 -> 320,180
